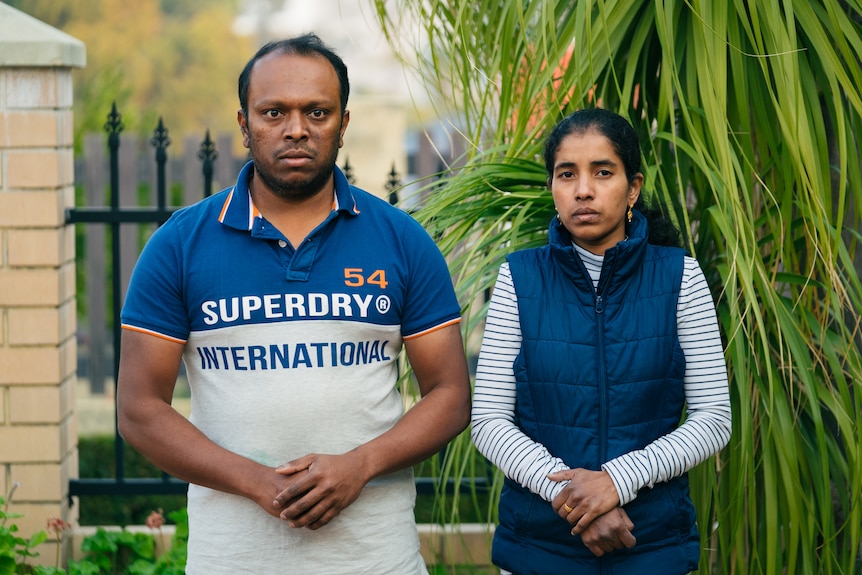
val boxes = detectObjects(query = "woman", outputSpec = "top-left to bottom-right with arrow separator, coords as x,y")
471,108 -> 732,574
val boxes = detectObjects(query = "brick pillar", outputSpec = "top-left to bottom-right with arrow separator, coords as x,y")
0,3 -> 85,568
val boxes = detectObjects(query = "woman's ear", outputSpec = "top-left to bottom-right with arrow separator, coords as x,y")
628,172 -> 644,205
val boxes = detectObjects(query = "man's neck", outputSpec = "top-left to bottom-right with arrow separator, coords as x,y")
249,175 -> 335,248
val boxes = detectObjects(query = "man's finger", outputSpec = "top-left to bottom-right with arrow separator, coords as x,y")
273,476 -> 314,507
281,494 -> 326,526
276,455 -> 313,476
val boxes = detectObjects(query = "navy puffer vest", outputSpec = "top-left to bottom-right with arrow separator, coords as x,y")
491,212 -> 700,574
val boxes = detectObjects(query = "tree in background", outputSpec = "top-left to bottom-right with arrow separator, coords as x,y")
6,0 -> 253,151
373,1 -> 862,573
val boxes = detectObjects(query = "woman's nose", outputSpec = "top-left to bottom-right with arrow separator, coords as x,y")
574,176 -> 592,199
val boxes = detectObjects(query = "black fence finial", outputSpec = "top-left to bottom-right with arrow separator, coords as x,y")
198,129 -> 218,197
341,156 -> 356,184
151,118 -> 171,209
104,102 -> 124,163
385,163 -> 401,205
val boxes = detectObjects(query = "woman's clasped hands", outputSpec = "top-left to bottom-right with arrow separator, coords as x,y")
549,468 -> 636,557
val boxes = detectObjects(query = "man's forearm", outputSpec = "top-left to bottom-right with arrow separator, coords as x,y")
118,398 -> 281,512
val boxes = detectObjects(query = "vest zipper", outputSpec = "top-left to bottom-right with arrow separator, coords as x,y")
594,252 -> 619,468
595,291 -> 608,468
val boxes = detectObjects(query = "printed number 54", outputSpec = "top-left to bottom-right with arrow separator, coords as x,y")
344,268 -> 388,289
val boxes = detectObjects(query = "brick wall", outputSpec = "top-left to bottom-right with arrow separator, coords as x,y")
0,3 -> 85,567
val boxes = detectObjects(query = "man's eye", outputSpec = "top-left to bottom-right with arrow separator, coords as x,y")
309,109 -> 326,118
264,110 -> 281,118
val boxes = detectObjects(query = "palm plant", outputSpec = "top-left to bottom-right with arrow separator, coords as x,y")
373,1 -> 862,573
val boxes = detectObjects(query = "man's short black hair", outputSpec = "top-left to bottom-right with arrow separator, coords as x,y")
238,33 -> 349,117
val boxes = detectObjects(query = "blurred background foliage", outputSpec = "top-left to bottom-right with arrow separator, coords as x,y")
5,0 -> 253,153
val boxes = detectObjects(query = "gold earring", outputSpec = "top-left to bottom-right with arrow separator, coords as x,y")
626,205 -> 633,223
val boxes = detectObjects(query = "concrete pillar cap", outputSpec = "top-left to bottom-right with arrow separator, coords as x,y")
0,3 -> 85,68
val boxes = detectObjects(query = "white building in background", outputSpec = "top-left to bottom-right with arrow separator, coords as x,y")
232,0 -> 427,203
233,0 -> 416,100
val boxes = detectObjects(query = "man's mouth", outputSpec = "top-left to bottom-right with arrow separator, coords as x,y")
277,150 -> 313,166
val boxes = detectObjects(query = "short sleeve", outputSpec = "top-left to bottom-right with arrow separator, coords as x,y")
398,216 -> 461,338
120,220 -> 190,342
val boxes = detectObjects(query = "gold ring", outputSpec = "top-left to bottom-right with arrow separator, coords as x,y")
563,504 -> 574,513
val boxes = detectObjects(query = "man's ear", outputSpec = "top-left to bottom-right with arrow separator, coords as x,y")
338,110 -> 350,148
237,109 -> 250,148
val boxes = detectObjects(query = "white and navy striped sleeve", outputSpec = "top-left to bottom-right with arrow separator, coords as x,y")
601,256 -> 732,505
470,263 -> 571,502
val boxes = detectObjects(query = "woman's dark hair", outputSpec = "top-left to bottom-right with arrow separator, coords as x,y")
634,195 -> 683,248
543,108 -> 642,183
238,33 -> 350,118
544,108 -> 683,248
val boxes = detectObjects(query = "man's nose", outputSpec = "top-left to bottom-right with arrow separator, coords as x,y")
282,112 -> 308,140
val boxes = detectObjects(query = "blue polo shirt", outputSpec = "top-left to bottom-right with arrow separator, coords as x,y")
120,161 -> 460,574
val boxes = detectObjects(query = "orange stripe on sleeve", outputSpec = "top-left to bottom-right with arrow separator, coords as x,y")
402,317 -> 461,341
121,324 -> 187,345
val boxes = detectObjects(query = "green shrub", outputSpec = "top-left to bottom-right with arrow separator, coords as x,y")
1,493 -> 58,575
68,509 -> 188,575
76,437 -> 185,527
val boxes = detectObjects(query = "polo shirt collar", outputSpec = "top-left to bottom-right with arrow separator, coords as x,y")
218,160 -> 359,231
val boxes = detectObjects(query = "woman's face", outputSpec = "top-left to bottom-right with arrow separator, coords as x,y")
549,129 -> 642,255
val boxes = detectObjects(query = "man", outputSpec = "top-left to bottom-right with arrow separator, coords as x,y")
117,33 -> 471,574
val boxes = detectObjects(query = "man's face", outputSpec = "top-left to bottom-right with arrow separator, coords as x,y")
238,51 -> 349,202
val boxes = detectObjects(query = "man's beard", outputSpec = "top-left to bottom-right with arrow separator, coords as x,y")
248,137 -> 340,202
254,158 -> 336,202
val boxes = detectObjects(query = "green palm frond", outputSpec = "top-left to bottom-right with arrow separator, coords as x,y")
375,0 -> 862,572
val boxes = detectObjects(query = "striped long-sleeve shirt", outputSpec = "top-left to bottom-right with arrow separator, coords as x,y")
470,245 -> 732,505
